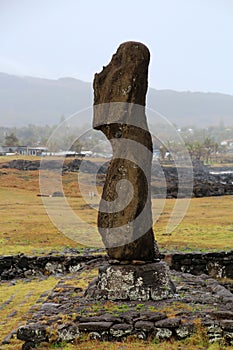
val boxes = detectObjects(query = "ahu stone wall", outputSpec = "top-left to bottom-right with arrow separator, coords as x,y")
166,251 -> 233,279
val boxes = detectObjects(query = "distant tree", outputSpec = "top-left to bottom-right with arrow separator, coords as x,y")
186,141 -> 205,161
217,144 -> 227,163
185,138 -> 223,164
203,137 -> 212,163
212,142 -> 219,163
4,133 -> 19,146
159,145 -> 167,161
70,139 -> 82,153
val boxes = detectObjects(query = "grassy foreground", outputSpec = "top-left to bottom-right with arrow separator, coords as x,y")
0,277 -> 58,349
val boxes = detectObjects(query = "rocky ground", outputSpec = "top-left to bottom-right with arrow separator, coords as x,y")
1,253 -> 233,349
151,161 -> 233,198
16,267 -> 233,349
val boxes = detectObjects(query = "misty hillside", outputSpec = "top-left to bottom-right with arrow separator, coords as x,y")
0,72 -> 232,127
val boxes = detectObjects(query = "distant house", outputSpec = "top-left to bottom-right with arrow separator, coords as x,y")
0,146 -> 17,155
17,146 -> 48,156
0,145 -> 47,156
221,139 -> 233,147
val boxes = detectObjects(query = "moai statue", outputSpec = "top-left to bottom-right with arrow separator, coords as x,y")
88,42 -> 174,301
93,41 -> 159,262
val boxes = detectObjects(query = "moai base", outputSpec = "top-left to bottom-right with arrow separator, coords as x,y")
87,261 -> 175,301
87,42 -> 174,301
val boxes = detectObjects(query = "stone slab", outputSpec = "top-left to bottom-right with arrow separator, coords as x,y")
87,261 -> 175,301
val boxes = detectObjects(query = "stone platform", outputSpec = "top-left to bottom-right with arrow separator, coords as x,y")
14,263 -> 233,349
86,261 -> 175,301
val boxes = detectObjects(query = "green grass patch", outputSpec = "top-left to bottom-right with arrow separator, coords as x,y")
0,277 -> 58,349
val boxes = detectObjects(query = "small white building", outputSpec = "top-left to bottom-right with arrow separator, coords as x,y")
0,145 -> 47,156
221,139 -> 233,147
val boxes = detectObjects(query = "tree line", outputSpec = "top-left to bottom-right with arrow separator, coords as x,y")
1,124 -> 233,163
159,137 -> 227,164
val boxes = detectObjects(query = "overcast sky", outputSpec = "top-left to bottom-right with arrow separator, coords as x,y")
0,0 -> 232,94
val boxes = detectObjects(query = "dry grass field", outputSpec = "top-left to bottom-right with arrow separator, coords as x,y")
0,156 -> 233,349
0,156 -> 232,255
154,195 -> 233,252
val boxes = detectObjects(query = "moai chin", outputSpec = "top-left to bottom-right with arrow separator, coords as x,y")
93,41 -> 160,262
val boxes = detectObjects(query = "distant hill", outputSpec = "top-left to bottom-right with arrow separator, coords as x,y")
0,73 -> 92,127
0,72 -> 232,127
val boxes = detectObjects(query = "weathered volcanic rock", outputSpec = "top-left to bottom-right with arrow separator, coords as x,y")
87,262 -> 175,301
93,41 -> 159,261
